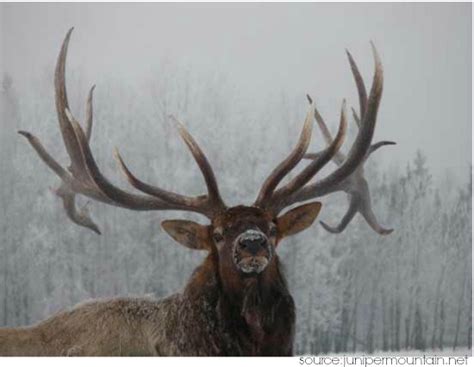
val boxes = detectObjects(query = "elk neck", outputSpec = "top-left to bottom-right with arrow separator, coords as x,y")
182,250 -> 293,347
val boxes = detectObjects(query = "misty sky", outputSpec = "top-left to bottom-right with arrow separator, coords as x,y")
1,3 -> 471,182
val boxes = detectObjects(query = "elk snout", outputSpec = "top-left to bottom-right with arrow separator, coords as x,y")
237,230 -> 267,255
233,229 -> 272,274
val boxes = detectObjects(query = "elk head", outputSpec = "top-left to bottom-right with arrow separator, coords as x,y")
19,29 -> 394,282
163,203 -> 322,277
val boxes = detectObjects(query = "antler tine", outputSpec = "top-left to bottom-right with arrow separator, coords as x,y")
171,115 -> 226,210
351,105 -> 395,158
319,179 -> 393,235
351,107 -> 361,128
114,115 -> 227,215
54,28 -> 88,181
50,29 -> 103,232
270,100 -> 347,211
358,192 -> 394,235
18,131 -> 73,183
369,140 -> 396,156
85,85 -> 95,141
18,130 -> 102,233
320,195 -> 359,234
254,104 -> 314,208
113,149 -> 197,208
56,185 -> 102,234
346,49 -> 368,119
306,94 -> 346,166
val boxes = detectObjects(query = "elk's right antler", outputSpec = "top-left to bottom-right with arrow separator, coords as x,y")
19,28 -> 226,234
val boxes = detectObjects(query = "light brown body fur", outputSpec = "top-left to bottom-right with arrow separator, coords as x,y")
0,252 -> 294,356
1,298 -> 163,356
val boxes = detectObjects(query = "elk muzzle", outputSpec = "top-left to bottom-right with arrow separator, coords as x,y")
233,229 -> 272,274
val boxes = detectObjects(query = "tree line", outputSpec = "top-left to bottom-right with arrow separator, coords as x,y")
0,70 -> 471,354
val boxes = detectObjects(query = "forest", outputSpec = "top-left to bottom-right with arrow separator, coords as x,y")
0,64 -> 471,354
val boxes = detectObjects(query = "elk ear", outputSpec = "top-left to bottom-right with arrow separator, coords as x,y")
161,220 -> 212,251
276,202 -> 322,239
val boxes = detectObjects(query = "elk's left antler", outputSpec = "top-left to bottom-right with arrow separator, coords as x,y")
255,43 -> 394,235
304,91 -> 395,235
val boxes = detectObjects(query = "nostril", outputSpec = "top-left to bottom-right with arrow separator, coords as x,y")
240,237 -> 267,254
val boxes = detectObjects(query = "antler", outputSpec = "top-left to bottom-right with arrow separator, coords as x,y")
303,95 -> 394,235
19,28 -> 226,234
255,43 -> 394,235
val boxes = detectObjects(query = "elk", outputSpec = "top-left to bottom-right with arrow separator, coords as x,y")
0,28 -> 394,356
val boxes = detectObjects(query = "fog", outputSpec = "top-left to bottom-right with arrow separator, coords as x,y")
0,3 -> 471,354
2,3 -> 471,181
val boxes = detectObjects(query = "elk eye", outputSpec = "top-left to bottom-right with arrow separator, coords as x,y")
269,226 -> 277,237
213,232 -> 224,243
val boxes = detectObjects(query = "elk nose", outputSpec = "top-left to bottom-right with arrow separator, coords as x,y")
239,232 -> 267,255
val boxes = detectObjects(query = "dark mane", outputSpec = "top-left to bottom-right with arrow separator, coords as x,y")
183,253 -> 295,355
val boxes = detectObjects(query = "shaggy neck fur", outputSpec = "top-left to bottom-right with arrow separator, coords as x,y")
183,252 -> 295,355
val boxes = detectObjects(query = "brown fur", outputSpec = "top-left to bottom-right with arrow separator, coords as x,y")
0,253 -> 293,356
0,204 -> 322,356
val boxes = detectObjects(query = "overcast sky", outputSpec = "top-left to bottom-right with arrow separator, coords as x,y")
1,3 -> 471,182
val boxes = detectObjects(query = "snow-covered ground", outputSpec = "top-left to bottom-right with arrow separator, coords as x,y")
343,349 -> 472,356
300,349 -> 472,358
297,350 -> 472,367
